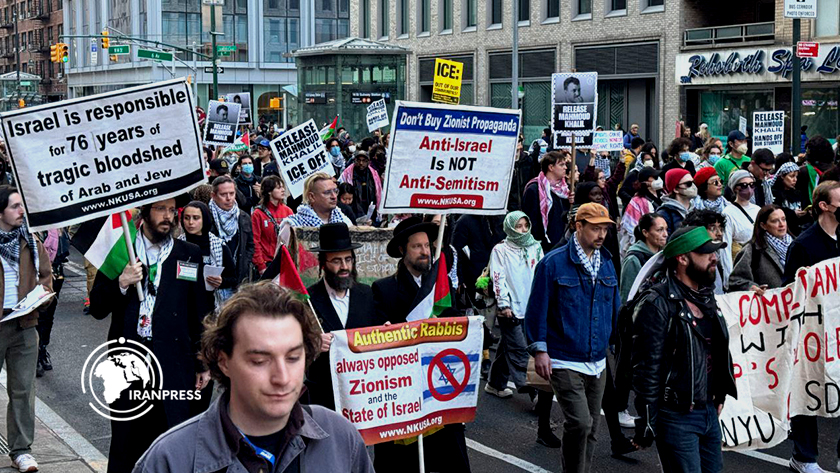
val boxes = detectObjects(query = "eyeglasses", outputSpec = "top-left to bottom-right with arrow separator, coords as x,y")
735,182 -> 756,189
320,189 -> 340,197
326,256 -> 355,266
151,206 -> 178,216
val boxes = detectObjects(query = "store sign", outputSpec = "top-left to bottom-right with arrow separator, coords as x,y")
351,91 -> 391,105
676,44 -> 840,85
784,0 -> 817,18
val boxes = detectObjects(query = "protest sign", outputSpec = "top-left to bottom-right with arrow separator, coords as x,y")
592,130 -> 624,152
294,226 -> 396,286
432,58 -> 463,105
379,101 -> 520,215
551,72 -> 598,149
0,78 -> 204,231
717,256 -> 840,450
367,99 -> 389,132
330,316 -> 483,445
739,115 -> 748,135
204,100 -> 241,146
225,92 -> 251,125
752,111 -> 784,155
270,119 -> 334,198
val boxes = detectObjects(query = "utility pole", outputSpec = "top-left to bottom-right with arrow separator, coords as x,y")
511,0 -> 519,110
791,18 -> 801,154
211,7 -> 219,99
14,8 -> 19,106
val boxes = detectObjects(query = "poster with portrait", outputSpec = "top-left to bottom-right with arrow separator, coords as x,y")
225,92 -> 252,125
551,72 -> 598,149
204,100 -> 242,146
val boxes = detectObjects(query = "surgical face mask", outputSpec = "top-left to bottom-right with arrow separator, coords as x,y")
643,159 -> 654,168
680,183 -> 698,198
679,152 -> 691,163
736,143 -> 749,155
708,154 -> 722,165
540,146 -> 548,155
348,145 -> 357,153
241,163 -> 254,175
651,178 -> 664,191
330,146 -> 341,157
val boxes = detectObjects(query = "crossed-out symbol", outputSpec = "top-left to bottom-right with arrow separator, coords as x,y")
427,348 -> 471,402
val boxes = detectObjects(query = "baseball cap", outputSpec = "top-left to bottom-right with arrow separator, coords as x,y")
639,167 -> 660,183
209,158 -> 229,173
663,226 -> 727,259
728,130 -> 747,142
258,139 -> 271,148
575,202 -> 615,225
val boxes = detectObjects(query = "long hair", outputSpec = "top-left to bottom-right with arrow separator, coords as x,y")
750,204 -> 783,250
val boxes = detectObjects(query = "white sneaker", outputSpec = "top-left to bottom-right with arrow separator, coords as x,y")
789,457 -> 826,473
618,409 -> 639,429
484,384 -> 513,398
11,453 -> 38,472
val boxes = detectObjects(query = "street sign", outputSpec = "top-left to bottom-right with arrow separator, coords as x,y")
216,45 -> 236,52
797,41 -> 819,58
204,66 -> 224,74
20,81 -> 30,86
784,0 -> 817,18
138,49 -> 173,62
202,0 -> 224,4
108,45 -> 130,55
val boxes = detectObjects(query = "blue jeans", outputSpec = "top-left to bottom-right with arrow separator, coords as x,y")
655,404 -> 723,473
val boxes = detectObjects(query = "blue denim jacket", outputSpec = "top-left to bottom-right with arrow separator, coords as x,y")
524,241 -> 620,363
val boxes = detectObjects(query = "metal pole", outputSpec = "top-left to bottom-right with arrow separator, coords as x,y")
192,42 -> 198,102
14,10 -> 19,105
511,0 -> 519,110
792,19 -> 801,155
211,7 -> 218,100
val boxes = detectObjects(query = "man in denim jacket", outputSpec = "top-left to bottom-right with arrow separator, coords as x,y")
525,202 -> 620,473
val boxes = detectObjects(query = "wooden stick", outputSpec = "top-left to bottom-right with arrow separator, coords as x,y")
433,215 -> 446,261
569,134 -> 578,191
119,212 -> 144,301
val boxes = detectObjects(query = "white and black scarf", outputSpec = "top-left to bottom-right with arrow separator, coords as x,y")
135,231 -> 174,339
0,221 -> 39,275
209,200 -> 240,242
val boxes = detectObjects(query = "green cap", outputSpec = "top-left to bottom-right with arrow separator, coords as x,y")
663,226 -> 727,259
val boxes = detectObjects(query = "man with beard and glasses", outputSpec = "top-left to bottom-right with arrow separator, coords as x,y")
631,226 -> 736,473
89,197 -> 211,473
304,223 -> 376,410
371,216 -> 470,473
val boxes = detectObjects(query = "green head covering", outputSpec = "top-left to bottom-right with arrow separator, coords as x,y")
504,211 -> 538,248
663,225 -> 726,259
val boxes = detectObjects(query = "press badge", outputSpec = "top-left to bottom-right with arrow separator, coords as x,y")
176,261 -> 199,281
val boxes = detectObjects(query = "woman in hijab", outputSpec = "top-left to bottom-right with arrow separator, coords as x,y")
179,201 -> 237,311
772,160 -> 807,235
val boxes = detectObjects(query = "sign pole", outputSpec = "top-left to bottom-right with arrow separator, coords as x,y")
119,212 -> 145,301
569,134 -> 577,192
792,18 -> 801,155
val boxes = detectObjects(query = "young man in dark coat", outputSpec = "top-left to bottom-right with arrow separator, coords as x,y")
89,197 -> 211,473
209,176 -> 255,285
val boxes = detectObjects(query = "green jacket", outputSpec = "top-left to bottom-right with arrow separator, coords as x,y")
714,152 -> 751,186
620,240 -> 655,304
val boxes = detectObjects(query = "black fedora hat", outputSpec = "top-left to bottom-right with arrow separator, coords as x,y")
386,217 -> 439,258
310,223 -> 362,253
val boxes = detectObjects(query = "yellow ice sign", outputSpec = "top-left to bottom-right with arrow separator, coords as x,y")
432,58 -> 463,105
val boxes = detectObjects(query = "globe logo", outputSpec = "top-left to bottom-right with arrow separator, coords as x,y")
80,337 -> 164,421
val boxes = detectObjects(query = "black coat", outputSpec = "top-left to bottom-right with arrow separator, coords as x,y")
305,280 -> 379,410
211,211 -> 255,285
783,220 -> 840,284
522,182 -> 569,253
451,215 -> 504,296
372,263 -> 459,324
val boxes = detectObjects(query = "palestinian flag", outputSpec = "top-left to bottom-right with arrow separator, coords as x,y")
70,211 -> 136,280
406,253 -> 451,322
320,116 -> 339,141
226,132 -> 250,153
271,244 -> 310,301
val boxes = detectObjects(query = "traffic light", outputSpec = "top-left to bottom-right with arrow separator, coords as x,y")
58,43 -> 69,63
185,75 -> 192,85
101,30 -> 109,49
109,55 -> 117,62
49,44 -> 59,63
270,97 -> 281,109
18,99 -> 25,109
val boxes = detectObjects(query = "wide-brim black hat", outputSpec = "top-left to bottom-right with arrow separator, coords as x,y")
386,217 -> 439,258
310,222 -> 362,253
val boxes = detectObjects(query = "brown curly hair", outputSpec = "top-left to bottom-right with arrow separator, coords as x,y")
200,281 -> 322,389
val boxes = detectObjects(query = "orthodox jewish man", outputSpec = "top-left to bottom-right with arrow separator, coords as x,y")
305,223 -> 377,410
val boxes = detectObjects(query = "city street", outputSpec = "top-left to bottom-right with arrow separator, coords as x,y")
2,249 -> 838,473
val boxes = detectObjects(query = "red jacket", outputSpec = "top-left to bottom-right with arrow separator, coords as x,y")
251,201 -> 293,272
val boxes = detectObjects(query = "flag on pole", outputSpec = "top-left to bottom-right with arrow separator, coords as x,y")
320,116 -> 339,141
406,253 -> 451,322
228,132 -> 251,153
272,244 -> 310,300
70,211 -> 136,280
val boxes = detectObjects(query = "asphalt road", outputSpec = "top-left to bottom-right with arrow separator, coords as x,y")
30,250 -> 840,472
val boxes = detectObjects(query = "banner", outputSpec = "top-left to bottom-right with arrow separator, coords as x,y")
379,101 -> 520,215
293,226 -> 396,286
551,72 -> 598,149
1,78 -> 204,231
718,256 -> 840,450
270,119 -> 334,199
752,111 -> 784,155
204,100 -> 241,146
592,130 -> 624,152
432,58 -> 463,105
330,316 -> 483,445
367,99 -> 389,132
225,92 -> 252,125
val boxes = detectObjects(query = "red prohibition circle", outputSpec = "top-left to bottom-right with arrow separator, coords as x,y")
427,348 -> 471,402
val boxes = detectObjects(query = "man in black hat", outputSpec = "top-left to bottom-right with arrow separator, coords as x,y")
371,216 -> 470,472
208,157 -> 229,184
305,223 -> 377,410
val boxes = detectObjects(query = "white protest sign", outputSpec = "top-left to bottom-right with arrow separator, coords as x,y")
739,115 -> 748,135
551,72 -> 598,149
380,101 -> 521,215
330,316 -> 483,445
270,119 -> 334,199
592,130 -> 624,152
717,256 -> 840,450
224,92 -> 252,125
1,78 -> 204,231
367,99 -> 389,132
752,111 -> 785,155
204,100 -> 241,146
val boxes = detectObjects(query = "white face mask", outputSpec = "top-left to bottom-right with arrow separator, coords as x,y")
680,183 -> 698,198
348,145 -> 357,153
651,178 -> 664,191
643,160 -> 654,168
736,143 -> 749,155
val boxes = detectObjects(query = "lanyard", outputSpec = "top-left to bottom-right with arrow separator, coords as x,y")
238,429 -> 277,467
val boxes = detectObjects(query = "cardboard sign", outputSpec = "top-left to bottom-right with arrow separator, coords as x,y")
367,99 -> 389,133
330,316 -> 484,445
270,119 -> 334,198
551,72 -> 598,149
224,92 -> 252,125
379,101 -> 521,215
752,111 -> 785,155
1,78 -> 204,231
592,130 -> 624,152
432,58 -> 463,105
204,100 -> 241,146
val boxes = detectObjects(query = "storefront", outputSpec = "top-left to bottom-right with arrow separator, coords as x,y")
676,43 -> 840,150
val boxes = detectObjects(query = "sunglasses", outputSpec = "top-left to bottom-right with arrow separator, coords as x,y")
736,182 -> 756,189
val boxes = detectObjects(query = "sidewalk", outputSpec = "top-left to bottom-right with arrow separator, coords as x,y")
0,380 -> 104,473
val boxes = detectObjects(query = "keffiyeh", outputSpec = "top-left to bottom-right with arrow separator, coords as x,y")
284,204 -> 350,227
0,221 -> 38,274
209,200 -> 241,242
766,233 -> 793,264
135,231 -> 174,339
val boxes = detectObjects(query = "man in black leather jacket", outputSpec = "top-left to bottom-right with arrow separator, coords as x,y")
631,226 -> 737,472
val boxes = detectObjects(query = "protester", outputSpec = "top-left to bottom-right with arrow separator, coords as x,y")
623,123 -> 640,150
180,201 -> 237,309
210,176 -> 255,286
729,205 -> 790,292
526,202 -> 619,473
621,137 -> 646,170
305,223 -> 377,410
697,140 -> 723,169
208,158 -> 230,183
619,167 -> 662,258
133,282 -> 373,473
772,161 -> 806,235
326,138 -> 346,175
583,152 -> 626,220
233,155 -> 260,212
620,213 -> 667,303
339,150 -> 381,220
658,168 -> 696,235
282,173 -> 353,228
661,137 -> 697,176
452,214 -> 505,312
89,198 -> 209,473
253,138 -> 276,177
692,166 -> 729,215
0,186 -> 51,473
797,135 -> 835,206
721,170 -> 760,286
251,176 -> 293,275
631,226 -> 736,472
714,130 -> 750,185
35,227 -> 67,378
522,150 -> 572,252
682,210 -> 728,295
